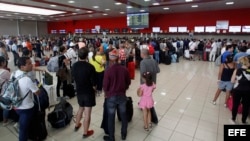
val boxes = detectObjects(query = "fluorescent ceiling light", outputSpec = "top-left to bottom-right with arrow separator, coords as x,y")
163,7 -> 169,10
185,0 -> 193,2
140,9 -> 145,12
127,6 -> 133,8
115,2 -> 122,5
191,5 -> 198,8
50,5 -> 57,7
105,9 -> 110,11
144,0 -> 151,2
68,1 -> 75,3
120,12 -> 125,14
93,6 -> 99,8
0,3 -> 65,15
152,3 -> 160,5
226,2 -> 234,5
103,13 -> 108,16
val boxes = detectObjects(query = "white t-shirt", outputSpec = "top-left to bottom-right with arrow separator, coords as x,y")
12,70 -> 39,109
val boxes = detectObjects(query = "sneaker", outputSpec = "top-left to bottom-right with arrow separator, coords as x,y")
229,119 -> 236,124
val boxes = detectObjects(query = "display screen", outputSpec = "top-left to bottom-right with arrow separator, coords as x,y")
178,27 -> 187,32
59,30 -> 66,34
194,26 -> 204,32
242,25 -> 250,32
114,28 -> 120,33
127,12 -> 149,28
205,26 -> 216,32
51,30 -> 57,34
152,27 -> 160,33
169,27 -> 177,33
122,28 -> 128,33
229,26 -> 241,32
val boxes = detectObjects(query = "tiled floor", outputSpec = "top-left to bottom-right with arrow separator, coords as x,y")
0,51 -> 246,141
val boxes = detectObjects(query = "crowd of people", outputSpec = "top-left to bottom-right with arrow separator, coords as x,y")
1,35 -> 250,141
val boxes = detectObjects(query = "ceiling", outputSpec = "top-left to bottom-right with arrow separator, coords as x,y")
0,0 -> 249,22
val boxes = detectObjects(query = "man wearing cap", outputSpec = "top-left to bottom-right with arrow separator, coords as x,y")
103,49 -> 131,141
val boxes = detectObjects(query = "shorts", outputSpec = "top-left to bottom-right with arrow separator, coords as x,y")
77,94 -> 96,107
218,81 -> 233,91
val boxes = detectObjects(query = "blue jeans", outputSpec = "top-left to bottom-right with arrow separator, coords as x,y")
16,107 -> 34,141
106,95 -> 127,140
154,51 -> 160,63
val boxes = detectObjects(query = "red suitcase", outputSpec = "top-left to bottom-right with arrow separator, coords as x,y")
127,62 -> 135,80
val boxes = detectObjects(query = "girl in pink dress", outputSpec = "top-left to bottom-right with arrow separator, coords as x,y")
137,72 -> 156,131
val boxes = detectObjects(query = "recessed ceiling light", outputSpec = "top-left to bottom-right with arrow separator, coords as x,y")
115,2 -> 122,5
93,6 -> 99,8
87,11 -> 93,13
144,0 -> 151,2
140,9 -> 145,12
103,13 -> 108,16
50,5 -> 57,7
68,0 -> 75,3
152,3 -> 160,6
127,6 -> 132,9
75,9 -> 80,11
120,12 -> 125,14
105,9 -> 110,11
191,5 -> 198,8
163,7 -> 169,10
185,0 -> 193,2
226,2 -> 234,5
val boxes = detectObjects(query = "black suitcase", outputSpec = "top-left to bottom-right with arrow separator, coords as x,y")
28,95 -> 48,141
151,107 -> 158,124
28,110 -> 47,141
100,98 -> 109,135
117,96 -> 133,122
165,55 -> 171,65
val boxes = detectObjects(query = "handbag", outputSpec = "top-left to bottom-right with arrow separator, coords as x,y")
44,71 -> 53,85
56,67 -> 68,81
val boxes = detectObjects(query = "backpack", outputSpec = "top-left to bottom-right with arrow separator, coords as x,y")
47,99 -> 73,128
47,55 -> 59,72
177,41 -> 181,48
0,72 -> 29,110
148,45 -> 155,55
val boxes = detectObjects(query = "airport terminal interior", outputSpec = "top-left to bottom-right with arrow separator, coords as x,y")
0,0 -> 250,141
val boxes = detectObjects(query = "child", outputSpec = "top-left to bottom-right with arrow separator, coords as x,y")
137,72 -> 156,131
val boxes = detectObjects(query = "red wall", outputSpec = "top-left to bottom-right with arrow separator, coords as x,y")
48,8 -> 250,34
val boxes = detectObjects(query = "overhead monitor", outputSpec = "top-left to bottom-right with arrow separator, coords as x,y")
194,26 -> 204,32
59,29 -> 66,34
152,27 -> 160,33
51,30 -> 57,34
91,29 -> 97,33
127,12 -> 149,28
205,26 -> 216,32
229,26 -> 241,32
216,20 -> 229,29
178,27 -> 187,32
169,27 -> 177,33
242,25 -> 250,32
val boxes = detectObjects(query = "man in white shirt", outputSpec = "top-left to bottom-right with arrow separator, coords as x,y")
15,57 -> 40,141
209,40 -> 218,62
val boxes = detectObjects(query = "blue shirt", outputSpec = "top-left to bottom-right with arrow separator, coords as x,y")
221,51 -> 232,63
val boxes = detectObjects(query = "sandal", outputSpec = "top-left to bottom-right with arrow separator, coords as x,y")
83,130 -> 94,138
74,123 -> 82,132
149,123 -> 153,128
144,126 -> 149,131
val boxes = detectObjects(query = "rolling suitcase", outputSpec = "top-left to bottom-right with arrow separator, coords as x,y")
117,96 -> 133,122
29,96 -> 48,141
151,107 -> 158,124
127,62 -> 135,80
